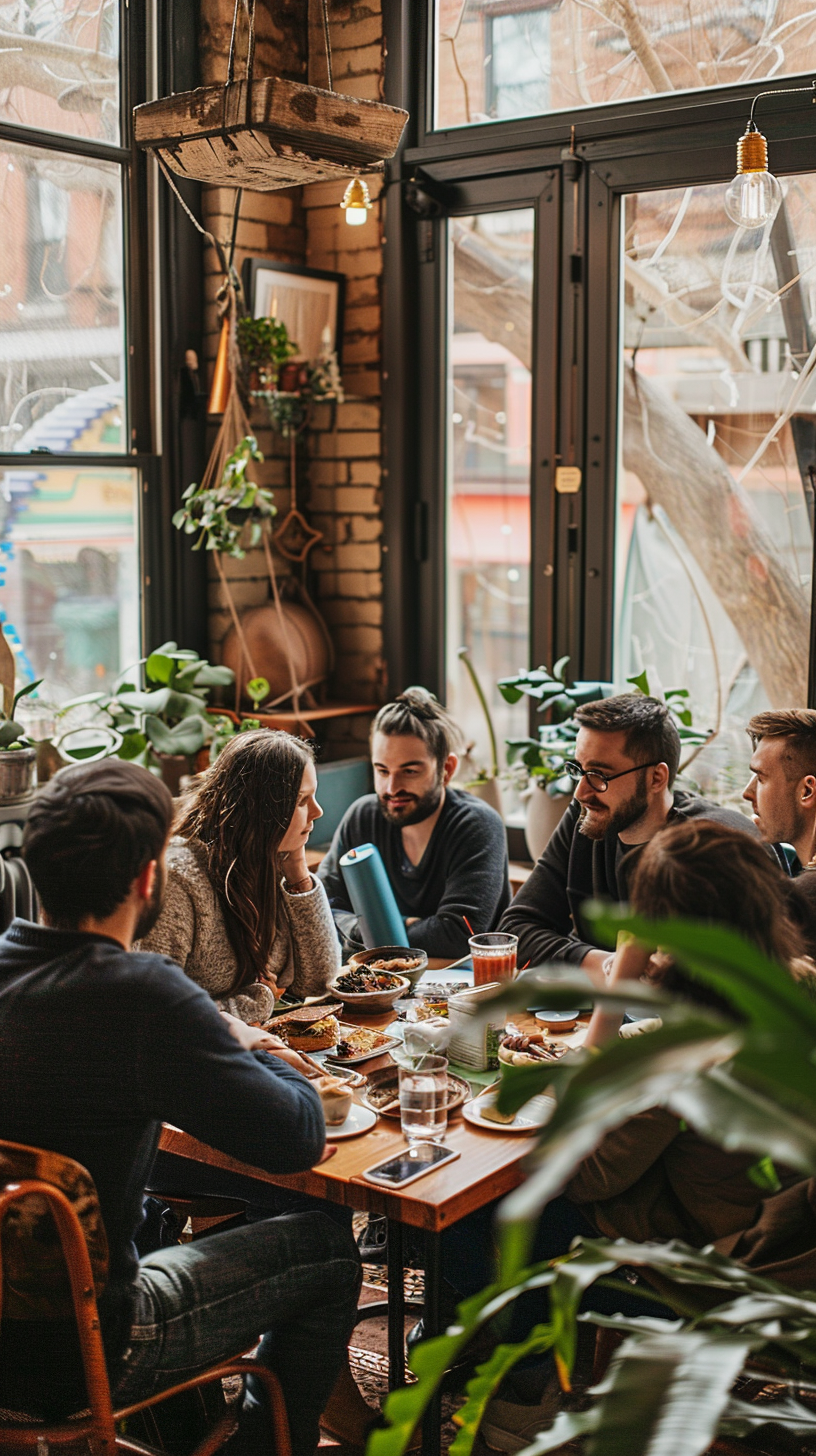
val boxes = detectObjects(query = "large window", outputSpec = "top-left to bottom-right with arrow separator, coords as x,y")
434,0 -> 816,129
383,4 -> 816,812
615,178 -> 816,803
445,209 -> 534,763
0,0 -> 144,702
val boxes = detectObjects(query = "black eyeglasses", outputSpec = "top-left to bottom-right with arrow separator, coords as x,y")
563,760 -> 662,794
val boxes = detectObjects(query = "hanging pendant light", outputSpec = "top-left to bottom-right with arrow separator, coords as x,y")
341,176 -> 372,227
724,80 -> 816,230
724,124 -> 782,230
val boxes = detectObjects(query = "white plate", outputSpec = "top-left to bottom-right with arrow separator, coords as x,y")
462,1092 -> 555,1135
322,1025 -> 401,1066
324,1102 -> 378,1139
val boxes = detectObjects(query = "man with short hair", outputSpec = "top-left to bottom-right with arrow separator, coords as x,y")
0,760 -> 360,1455
318,686 -> 510,957
501,694 -> 757,974
743,709 -> 816,868
743,709 -> 816,948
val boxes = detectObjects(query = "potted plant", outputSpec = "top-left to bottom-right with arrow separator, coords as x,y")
500,661 -> 711,859
60,644 -> 234,793
173,435 -> 276,561
501,658 -> 614,858
236,315 -> 297,393
371,908 -> 816,1456
0,676 -> 42,801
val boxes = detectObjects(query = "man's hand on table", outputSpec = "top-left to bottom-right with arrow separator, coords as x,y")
220,1012 -> 317,1077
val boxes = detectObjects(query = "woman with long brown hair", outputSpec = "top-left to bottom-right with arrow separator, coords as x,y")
138,729 -> 339,1019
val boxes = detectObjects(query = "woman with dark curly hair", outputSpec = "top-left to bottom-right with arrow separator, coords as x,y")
138,729 -> 339,1020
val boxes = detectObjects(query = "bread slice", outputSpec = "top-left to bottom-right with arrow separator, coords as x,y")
479,1097 -> 516,1125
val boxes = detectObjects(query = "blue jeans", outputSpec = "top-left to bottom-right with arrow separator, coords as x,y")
114,1211 -> 361,1456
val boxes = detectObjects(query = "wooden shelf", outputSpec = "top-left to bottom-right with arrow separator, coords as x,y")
210,702 -> 376,740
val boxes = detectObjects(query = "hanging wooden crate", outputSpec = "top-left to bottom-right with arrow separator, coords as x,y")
133,78 -> 408,191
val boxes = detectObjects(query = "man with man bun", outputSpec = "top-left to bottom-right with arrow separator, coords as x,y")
318,686 -> 510,958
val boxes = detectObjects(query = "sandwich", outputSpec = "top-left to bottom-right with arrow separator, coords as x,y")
272,1003 -> 342,1053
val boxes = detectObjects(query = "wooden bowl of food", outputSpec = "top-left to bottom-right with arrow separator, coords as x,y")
362,1065 -> 471,1119
348,945 -> 429,987
330,965 -> 411,1013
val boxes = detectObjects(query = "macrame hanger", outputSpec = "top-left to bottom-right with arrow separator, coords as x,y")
320,0 -> 334,92
227,0 -> 257,86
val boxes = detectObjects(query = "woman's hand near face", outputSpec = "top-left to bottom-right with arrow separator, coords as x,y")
280,846 -> 311,891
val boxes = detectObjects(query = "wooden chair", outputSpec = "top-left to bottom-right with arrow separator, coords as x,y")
0,1140 -> 291,1456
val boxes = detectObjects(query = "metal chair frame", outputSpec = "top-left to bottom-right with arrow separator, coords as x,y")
0,1177 -> 291,1456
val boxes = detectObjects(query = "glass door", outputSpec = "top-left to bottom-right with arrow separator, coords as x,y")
444,208 -> 535,770
614,178 -> 816,803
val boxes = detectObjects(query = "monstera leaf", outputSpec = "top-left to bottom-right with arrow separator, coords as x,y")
143,714 -> 212,758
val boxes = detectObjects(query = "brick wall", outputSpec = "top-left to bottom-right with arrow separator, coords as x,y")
199,0 -> 387,754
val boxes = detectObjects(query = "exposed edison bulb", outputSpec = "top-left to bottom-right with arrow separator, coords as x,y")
341,176 -> 372,227
724,124 -> 782,229
724,168 -> 782,229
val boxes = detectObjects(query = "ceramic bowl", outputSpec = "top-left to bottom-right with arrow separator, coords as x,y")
347,945 -> 429,988
330,968 -> 412,1013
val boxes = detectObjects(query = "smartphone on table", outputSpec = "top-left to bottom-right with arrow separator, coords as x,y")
361,1141 -> 460,1188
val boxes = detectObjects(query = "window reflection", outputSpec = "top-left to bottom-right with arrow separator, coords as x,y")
446,210 -> 534,777
0,465 -> 139,704
0,0 -> 120,144
615,180 -> 815,803
435,0 -> 816,128
0,142 -> 125,453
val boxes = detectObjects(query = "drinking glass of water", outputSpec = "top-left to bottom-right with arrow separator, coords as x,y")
398,1054 -> 449,1143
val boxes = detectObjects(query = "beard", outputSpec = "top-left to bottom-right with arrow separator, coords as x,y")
577,777 -> 651,842
134,859 -> 167,939
378,778 -> 445,827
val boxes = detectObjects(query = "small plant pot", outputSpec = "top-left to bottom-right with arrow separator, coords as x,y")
524,781 -> 573,861
157,753 -> 190,797
0,747 -> 36,801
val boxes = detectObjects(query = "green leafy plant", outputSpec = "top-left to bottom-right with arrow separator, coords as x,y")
503,661 -> 712,794
172,436 -> 276,559
236,315 -> 297,389
371,908 -> 816,1456
0,677 -> 42,750
246,676 -> 270,711
498,655 -> 613,719
60,644 -> 234,772
208,713 -> 263,763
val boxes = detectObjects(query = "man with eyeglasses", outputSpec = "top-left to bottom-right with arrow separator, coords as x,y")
500,694 -> 757,978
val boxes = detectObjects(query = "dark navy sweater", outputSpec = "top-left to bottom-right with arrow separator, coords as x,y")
0,919 -> 325,1413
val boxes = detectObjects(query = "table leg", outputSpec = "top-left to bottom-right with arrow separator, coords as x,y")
387,1216 -> 406,1390
421,1231 -> 443,1456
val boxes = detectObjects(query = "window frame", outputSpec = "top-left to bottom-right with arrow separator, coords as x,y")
0,0 -> 208,665
383,0 -> 816,709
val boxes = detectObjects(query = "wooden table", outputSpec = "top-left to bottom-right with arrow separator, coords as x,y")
159,1025 -> 538,1455
158,971 -> 578,1455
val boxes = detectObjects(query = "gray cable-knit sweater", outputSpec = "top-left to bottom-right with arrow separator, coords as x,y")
137,835 -> 340,1023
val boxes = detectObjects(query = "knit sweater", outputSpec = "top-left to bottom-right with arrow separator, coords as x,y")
137,835 -> 340,1022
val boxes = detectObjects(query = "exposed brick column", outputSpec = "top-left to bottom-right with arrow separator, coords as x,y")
197,0 -> 388,746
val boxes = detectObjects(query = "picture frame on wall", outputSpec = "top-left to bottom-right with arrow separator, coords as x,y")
242,259 -> 345,365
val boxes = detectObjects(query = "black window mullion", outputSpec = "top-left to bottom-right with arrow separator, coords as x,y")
529,171 -> 560,685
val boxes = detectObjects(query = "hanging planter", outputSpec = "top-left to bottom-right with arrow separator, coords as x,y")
132,0 -> 408,192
